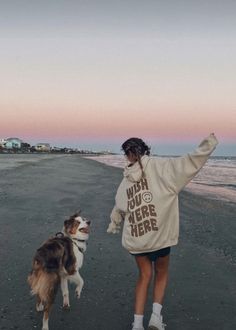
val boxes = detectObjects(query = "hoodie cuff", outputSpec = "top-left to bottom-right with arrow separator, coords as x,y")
107,221 -> 120,234
207,133 -> 219,148
110,206 -> 123,224
197,133 -> 218,153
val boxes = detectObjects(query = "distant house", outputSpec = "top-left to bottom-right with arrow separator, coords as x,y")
0,138 -> 7,148
51,146 -> 62,152
5,137 -> 22,149
35,143 -> 51,152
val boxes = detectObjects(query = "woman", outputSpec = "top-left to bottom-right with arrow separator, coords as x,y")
107,134 -> 218,330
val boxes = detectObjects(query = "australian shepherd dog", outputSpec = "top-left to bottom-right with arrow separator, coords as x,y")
28,211 -> 90,330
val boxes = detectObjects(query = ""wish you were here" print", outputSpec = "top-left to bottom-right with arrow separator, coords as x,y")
126,177 -> 158,237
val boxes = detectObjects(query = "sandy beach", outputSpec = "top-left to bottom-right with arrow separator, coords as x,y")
0,155 -> 235,330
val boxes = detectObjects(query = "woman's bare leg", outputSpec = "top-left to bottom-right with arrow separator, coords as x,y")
153,255 -> 170,304
134,255 -> 153,314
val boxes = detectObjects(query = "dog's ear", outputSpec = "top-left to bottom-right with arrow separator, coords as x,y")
64,219 -> 70,227
74,209 -> 81,217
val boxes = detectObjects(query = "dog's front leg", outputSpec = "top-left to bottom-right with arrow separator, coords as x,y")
70,271 -> 84,298
61,277 -> 70,309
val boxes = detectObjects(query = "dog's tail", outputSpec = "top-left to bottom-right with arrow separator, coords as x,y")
28,260 -> 60,303
27,243 -> 63,303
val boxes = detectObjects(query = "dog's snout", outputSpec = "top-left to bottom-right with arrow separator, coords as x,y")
86,220 -> 91,226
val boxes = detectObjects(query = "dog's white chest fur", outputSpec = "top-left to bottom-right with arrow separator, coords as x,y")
73,243 -> 85,269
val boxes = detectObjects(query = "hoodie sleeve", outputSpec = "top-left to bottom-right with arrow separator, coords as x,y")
166,133 -> 218,193
107,206 -> 124,234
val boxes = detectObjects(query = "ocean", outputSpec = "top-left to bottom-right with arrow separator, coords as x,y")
85,154 -> 236,204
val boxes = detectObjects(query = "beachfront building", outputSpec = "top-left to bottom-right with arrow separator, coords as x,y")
0,139 -> 7,148
35,143 -> 51,152
5,137 -> 22,150
51,146 -> 62,152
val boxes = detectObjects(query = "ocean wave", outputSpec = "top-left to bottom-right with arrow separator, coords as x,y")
85,154 -> 236,204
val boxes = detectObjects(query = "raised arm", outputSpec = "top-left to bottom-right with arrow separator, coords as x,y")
165,133 -> 218,193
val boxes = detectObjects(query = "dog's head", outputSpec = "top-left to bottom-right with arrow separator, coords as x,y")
63,211 -> 90,241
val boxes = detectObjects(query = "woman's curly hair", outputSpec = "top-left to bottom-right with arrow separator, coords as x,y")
122,137 -> 150,176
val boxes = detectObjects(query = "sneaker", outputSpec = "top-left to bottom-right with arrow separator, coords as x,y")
148,313 -> 166,330
132,323 -> 144,330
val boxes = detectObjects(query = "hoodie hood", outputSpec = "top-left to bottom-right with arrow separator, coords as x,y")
123,155 -> 150,182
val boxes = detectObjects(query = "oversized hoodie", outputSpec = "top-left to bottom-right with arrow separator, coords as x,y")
107,134 -> 218,254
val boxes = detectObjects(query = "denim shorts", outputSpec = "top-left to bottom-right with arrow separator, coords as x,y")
131,247 -> 171,262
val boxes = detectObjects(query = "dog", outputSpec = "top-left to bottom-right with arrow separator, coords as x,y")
28,211 -> 90,330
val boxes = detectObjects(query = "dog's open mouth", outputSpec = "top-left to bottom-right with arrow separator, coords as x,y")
79,227 -> 89,234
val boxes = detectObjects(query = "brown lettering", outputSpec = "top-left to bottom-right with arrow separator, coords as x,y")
128,212 -> 135,224
131,224 -> 138,237
131,218 -> 159,237
138,222 -> 144,236
127,187 -> 134,199
143,219 -> 152,233
128,199 -> 135,210
135,208 -> 142,222
149,204 -> 157,217
150,218 -> 158,231
141,205 -> 149,218
141,178 -> 149,190
135,193 -> 142,207
134,181 -> 141,194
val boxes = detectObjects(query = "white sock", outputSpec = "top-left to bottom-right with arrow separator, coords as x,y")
133,314 -> 144,327
153,302 -> 162,316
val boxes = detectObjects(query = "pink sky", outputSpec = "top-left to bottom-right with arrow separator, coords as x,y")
1,102 -> 235,142
0,1 -> 235,154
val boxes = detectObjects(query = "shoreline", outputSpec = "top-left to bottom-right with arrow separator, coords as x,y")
0,155 -> 235,329
84,155 -> 236,205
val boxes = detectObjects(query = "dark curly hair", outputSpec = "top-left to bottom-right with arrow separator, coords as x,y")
122,137 -> 150,176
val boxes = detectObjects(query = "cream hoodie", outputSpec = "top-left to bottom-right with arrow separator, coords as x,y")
107,134 -> 218,254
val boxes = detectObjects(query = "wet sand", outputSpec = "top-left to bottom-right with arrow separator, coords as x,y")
0,155 -> 235,330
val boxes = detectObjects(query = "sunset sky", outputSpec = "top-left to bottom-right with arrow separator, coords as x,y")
0,0 -> 235,155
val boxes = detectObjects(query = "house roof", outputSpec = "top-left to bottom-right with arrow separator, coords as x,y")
36,143 -> 50,146
6,137 -> 23,142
